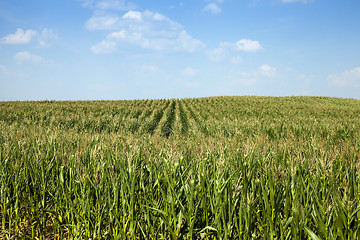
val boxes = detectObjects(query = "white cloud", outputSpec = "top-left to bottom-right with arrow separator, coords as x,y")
39,29 -> 58,47
258,64 -> 276,77
1,28 -> 57,46
1,28 -> 38,44
221,39 -> 264,52
153,13 -> 167,21
176,31 -> 205,53
229,64 -> 277,86
13,51 -> 43,64
236,39 -> 263,52
205,47 -> 227,62
203,3 -> 222,14
182,67 -> 198,77
80,0 -> 94,7
107,30 -> 127,39
86,10 -> 182,33
86,15 -> 122,31
88,10 -> 205,53
90,40 -> 117,54
122,10 -> 143,22
328,67 -> 360,88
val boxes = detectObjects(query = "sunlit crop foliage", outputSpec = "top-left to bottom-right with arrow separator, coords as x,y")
1,96 -> 360,239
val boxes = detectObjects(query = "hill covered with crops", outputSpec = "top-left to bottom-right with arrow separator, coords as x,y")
1,96 -> 360,239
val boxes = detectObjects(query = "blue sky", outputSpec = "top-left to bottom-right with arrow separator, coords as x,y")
1,0 -> 360,100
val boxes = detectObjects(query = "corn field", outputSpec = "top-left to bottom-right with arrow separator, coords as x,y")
1,96 -> 360,239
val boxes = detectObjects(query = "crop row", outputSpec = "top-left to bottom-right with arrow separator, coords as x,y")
1,97 -> 359,142
1,96 -> 360,238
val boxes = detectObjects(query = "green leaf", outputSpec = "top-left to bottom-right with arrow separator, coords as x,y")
304,226 -> 321,240
200,226 -> 218,233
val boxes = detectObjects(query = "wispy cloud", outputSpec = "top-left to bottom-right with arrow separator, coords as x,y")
1,28 -> 57,46
182,67 -> 198,77
88,10 -> 205,53
1,29 -> 38,44
222,39 -> 264,52
90,40 -> 117,54
85,15 -> 122,31
203,0 -> 225,15
328,67 -> 360,88
38,29 -> 58,47
205,39 -> 263,62
0,65 -> 10,75
205,48 -> 243,64
203,3 -> 222,14
13,51 -> 43,64
229,64 -> 277,86
205,47 -> 227,62
258,64 -> 276,77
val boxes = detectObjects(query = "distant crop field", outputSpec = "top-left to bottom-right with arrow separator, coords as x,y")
1,96 -> 360,239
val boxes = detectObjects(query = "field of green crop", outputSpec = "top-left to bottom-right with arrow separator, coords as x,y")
1,96 -> 360,239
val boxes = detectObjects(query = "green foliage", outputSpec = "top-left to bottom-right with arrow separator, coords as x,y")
178,100 -> 189,135
143,100 -> 169,135
161,100 -> 176,138
1,96 -> 360,239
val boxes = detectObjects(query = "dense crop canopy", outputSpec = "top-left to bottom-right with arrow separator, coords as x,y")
1,96 -> 360,239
